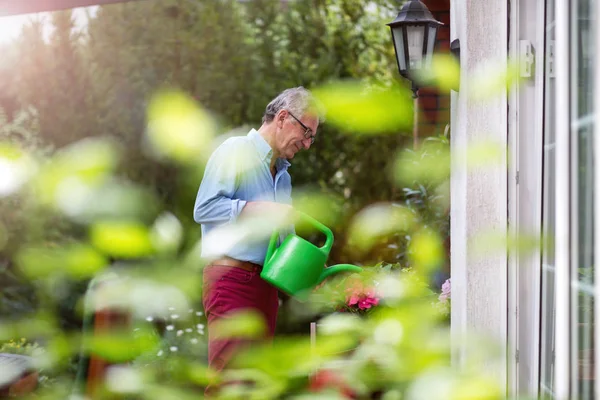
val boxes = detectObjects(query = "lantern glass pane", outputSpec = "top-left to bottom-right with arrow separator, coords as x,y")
424,26 -> 438,67
392,26 -> 406,70
406,25 -> 425,70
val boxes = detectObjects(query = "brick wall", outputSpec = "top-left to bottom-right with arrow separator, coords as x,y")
418,0 -> 451,141
422,0 -> 451,284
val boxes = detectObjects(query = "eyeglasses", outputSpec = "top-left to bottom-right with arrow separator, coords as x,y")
288,112 -> 315,145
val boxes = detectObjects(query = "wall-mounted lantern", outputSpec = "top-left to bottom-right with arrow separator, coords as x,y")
387,0 -> 444,98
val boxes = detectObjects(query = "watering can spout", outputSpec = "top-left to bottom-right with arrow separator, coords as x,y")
317,264 -> 363,284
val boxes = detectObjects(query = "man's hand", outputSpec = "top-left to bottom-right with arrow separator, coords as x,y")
241,201 -> 298,225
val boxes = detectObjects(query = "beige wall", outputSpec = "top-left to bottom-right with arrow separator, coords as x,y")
450,0 -> 508,385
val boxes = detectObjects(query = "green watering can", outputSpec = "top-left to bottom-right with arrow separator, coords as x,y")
261,212 -> 363,296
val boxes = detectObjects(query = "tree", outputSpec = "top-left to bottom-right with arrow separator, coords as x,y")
3,0 -> 433,266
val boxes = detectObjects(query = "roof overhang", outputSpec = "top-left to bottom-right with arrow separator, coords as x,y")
0,0 -> 142,17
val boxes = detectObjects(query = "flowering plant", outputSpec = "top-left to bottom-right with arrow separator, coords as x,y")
312,263 -> 445,317
340,276 -> 380,315
436,278 -> 451,317
310,270 -> 381,317
439,278 -> 451,303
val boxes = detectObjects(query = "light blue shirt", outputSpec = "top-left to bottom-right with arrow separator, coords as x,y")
193,129 -> 293,265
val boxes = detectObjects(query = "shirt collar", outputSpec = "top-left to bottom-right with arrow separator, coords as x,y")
248,129 -> 291,170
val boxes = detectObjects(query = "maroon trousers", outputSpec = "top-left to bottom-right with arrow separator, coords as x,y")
202,264 -> 279,371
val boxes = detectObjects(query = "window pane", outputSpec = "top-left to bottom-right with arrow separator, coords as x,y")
540,0 -> 557,396
570,0 -> 596,396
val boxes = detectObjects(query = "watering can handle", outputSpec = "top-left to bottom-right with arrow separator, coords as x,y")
264,212 -> 334,263
296,212 -> 334,253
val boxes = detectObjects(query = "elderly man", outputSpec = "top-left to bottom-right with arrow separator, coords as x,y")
193,87 -> 319,372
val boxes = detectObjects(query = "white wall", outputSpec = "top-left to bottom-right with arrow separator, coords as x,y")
450,0 -> 508,384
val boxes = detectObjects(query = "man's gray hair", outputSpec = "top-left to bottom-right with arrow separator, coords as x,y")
262,86 -> 319,124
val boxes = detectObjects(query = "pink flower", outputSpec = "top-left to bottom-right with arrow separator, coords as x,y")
347,294 -> 360,306
438,278 -> 451,302
358,296 -> 379,310
344,281 -> 380,311
441,278 -> 451,293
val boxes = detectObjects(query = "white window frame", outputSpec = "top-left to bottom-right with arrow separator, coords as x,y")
539,0 -> 598,397
595,0 -> 600,394
507,0 -> 546,395
553,0 -> 570,397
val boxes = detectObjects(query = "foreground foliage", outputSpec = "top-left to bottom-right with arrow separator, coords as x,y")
0,0 -> 517,398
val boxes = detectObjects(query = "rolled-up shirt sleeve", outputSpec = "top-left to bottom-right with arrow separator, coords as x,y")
193,143 -> 248,224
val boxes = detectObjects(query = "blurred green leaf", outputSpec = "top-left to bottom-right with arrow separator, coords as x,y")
61,179 -> 160,223
105,365 -> 145,394
0,143 -> 36,197
233,335 -> 357,377
187,362 -> 221,387
464,141 -> 505,168
0,143 -> 24,161
394,146 -> 450,186
291,394 -> 349,400
313,80 -> 413,134
372,318 -> 404,346
89,220 -> 155,259
381,390 -> 403,400
407,368 -> 503,400
452,375 -> 503,400
472,231 -> 543,258
347,203 -> 416,253
415,53 -> 460,92
220,369 -> 286,399
468,60 -> 522,100
41,334 -> 76,370
35,137 -> 120,206
144,267 -> 202,301
88,274 -> 192,320
0,313 -> 58,341
318,313 -> 364,336
151,212 -> 183,255
407,229 -> 445,272
16,243 -> 108,279
0,220 -> 7,252
85,328 -> 160,363
293,189 -> 344,229
212,310 -> 267,340
143,385 -> 209,400
146,90 -> 216,164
